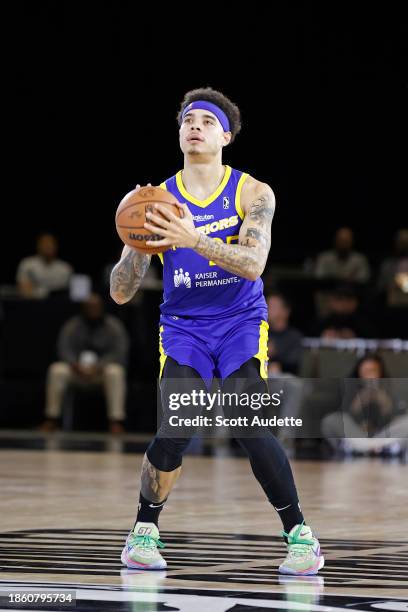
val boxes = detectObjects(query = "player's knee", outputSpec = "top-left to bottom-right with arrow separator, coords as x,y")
237,435 -> 287,468
146,437 -> 190,472
48,362 -> 71,379
103,363 -> 124,379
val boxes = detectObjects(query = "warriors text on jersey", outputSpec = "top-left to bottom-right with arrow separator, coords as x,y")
159,165 -> 267,320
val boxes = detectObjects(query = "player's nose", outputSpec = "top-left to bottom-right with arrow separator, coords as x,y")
188,118 -> 201,129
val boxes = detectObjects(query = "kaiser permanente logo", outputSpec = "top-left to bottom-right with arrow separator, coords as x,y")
174,268 -> 191,288
173,269 -> 240,289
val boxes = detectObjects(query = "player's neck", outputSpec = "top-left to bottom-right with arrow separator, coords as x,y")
182,157 -> 225,200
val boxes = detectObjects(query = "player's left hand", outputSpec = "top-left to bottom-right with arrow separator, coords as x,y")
144,203 -> 200,249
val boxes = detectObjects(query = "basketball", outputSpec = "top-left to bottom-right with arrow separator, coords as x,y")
115,186 -> 182,254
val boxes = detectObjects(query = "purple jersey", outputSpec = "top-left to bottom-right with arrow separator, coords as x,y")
159,165 -> 267,320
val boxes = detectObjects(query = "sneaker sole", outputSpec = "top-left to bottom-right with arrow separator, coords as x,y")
278,555 -> 324,576
121,548 -> 167,570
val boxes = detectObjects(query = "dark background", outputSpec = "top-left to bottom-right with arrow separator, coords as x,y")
5,2 -> 407,284
2,2 -> 407,432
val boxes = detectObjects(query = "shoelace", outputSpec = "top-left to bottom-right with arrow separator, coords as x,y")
281,522 -> 315,558
129,533 -> 165,550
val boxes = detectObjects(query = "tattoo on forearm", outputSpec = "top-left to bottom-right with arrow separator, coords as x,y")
196,233 -> 261,278
110,250 -> 150,301
140,454 -> 181,502
194,189 -> 275,279
246,228 -> 261,240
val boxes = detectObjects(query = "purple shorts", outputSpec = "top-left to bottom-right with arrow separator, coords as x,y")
159,311 -> 269,382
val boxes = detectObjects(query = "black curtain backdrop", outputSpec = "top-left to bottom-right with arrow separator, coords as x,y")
5,2 -> 407,283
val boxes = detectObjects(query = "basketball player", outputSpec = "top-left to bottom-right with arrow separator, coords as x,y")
110,88 -> 324,575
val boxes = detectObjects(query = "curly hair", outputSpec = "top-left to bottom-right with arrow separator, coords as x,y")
177,87 -> 242,143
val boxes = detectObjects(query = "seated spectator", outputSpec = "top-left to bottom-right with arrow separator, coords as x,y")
377,228 -> 408,307
314,227 -> 370,283
311,285 -> 373,339
321,353 -> 408,456
267,292 -> 303,375
16,233 -> 73,298
40,293 -> 129,434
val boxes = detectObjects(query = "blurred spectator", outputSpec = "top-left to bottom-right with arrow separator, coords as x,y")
16,233 -> 73,298
267,292 -> 303,375
40,293 -> 129,434
377,228 -> 408,307
311,285 -> 373,339
321,353 -> 408,456
314,227 -> 370,283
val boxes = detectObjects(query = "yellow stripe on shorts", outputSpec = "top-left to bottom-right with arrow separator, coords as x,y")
159,325 -> 167,379
254,320 -> 269,379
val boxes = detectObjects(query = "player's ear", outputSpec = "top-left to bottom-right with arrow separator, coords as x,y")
222,131 -> 232,147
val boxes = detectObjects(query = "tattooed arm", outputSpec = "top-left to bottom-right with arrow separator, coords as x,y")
194,178 -> 275,280
143,176 -> 275,281
110,245 -> 151,304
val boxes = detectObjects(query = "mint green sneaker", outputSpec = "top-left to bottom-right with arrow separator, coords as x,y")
279,523 -> 324,575
121,522 -> 166,570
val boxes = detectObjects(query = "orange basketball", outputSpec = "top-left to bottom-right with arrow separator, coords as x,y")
115,186 -> 182,254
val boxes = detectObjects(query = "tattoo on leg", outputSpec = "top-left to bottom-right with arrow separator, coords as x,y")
140,454 -> 181,503
140,455 -> 161,501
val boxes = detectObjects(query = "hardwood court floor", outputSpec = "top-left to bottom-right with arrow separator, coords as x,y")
0,446 -> 407,610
